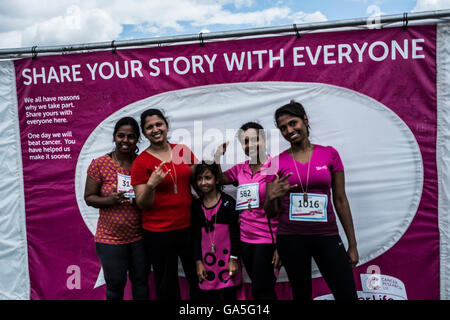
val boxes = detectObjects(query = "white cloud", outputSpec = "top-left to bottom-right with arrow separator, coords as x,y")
0,0 -> 327,49
291,11 -> 328,24
413,0 -> 450,12
19,6 -> 122,47
192,7 -> 291,26
0,1 -> 123,47
217,0 -> 254,8
0,31 -> 22,49
132,24 -> 162,35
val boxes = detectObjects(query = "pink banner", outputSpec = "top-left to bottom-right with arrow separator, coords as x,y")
14,25 -> 438,299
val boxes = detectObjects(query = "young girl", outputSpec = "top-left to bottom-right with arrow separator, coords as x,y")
191,161 -> 242,301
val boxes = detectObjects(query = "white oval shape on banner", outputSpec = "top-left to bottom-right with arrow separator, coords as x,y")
75,81 -> 423,285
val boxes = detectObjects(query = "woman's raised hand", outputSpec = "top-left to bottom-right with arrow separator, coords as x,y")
214,141 -> 229,163
267,173 -> 297,200
147,161 -> 171,188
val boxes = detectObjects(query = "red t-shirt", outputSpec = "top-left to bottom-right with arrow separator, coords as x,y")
131,144 -> 197,232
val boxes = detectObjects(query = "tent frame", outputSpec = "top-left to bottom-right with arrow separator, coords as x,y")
1,9 -> 450,59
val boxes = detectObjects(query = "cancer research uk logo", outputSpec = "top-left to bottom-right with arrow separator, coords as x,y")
314,265 -> 408,300
366,274 -> 381,290
358,273 -> 408,300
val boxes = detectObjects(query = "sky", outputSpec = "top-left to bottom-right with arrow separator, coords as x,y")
1,0 -> 450,50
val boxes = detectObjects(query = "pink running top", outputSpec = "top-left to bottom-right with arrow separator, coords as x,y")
225,156 -> 278,244
274,145 -> 344,236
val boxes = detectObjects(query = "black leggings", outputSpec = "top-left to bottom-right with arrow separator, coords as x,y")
95,239 -> 150,300
143,228 -> 200,300
199,285 -> 238,301
240,242 -> 277,300
276,234 -> 357,301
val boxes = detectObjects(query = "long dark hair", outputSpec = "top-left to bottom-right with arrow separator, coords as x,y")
194,161 -> 223,193
113,117 -> 140,154
274,100 -> 310,136
139,108 -> 169,134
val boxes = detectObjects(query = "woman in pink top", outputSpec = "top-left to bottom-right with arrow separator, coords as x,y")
215,122 -> 280,300
265,101 -> 358,300
84,117 -> 149,300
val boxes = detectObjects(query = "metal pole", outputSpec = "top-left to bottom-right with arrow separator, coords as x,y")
1,9 -> 450,59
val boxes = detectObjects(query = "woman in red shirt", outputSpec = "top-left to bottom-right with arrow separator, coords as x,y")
131,108 -> 199,300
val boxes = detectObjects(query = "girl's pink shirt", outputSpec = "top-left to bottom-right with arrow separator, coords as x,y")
225,156 -> 278,244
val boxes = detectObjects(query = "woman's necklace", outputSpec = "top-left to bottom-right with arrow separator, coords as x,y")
165,145 -> 178,194
147,144 -> 178,194
203,193 -> 221,253
290,147 -> 312,202
112,150 -> 120,165
112,150 -> 133,170
165,161 -> 178,194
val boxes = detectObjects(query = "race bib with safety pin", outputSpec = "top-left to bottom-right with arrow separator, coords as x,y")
289,193 -> 327,222
236,183 -> 259,210
117,173 -> 135,198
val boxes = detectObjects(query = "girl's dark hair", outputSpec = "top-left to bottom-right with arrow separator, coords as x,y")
274,100 -> 310,136
237,121 -> 266,143
139,108 -> 169,134
194,161 -> 223,192
113,117 -> 140,154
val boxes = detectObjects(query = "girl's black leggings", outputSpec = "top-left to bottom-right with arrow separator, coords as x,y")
276,234 -> 357,301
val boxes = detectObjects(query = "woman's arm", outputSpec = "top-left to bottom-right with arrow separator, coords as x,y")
264,173 -> 295,218
214,142 -> 232,185
84,175 -> 125,208
228,205 -> 240,259
227,203 -> 240,278
332,170 -> 359,268
191,201 -> 207,280
191,202 -> 203,263
134,161 -> 169,211
134,183 -> 156,211
264,186 -> 281,218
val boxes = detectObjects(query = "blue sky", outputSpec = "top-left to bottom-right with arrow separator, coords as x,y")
118,0 -> 420,39
0,0 -> 449,49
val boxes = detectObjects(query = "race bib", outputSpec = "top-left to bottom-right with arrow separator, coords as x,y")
117,173 -> 135,198
289,193 -> 327,222
236,183 -> 259,210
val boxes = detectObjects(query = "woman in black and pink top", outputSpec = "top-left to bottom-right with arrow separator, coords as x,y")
265,100 -> 359,300
191,161 -> 242,301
